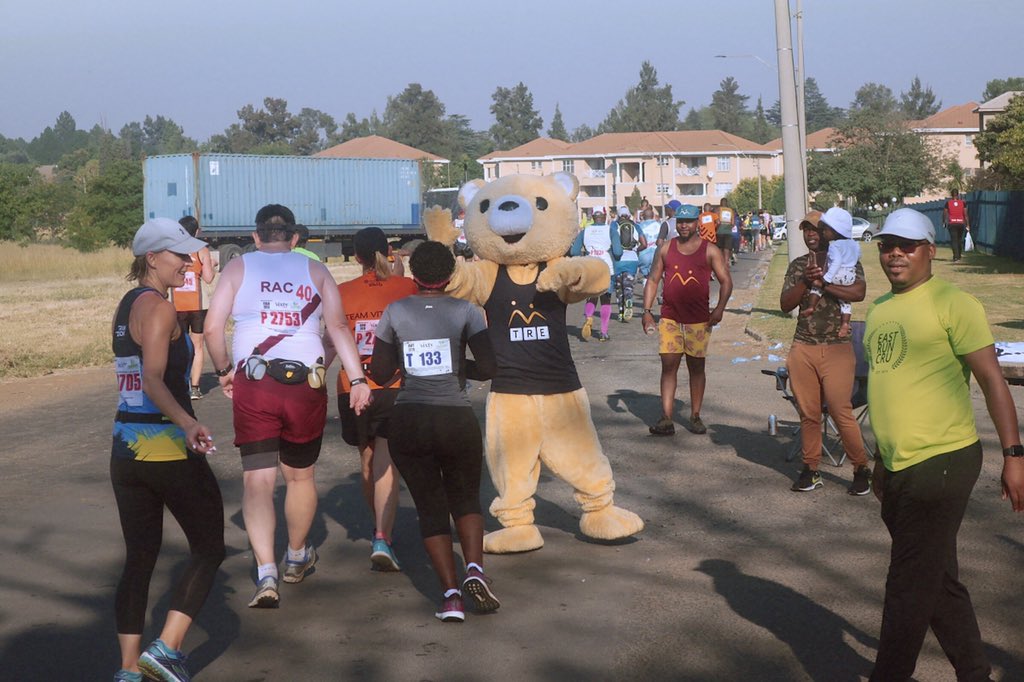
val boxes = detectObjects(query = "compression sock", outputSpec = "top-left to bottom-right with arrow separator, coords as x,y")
600,304 -> 612,334
584,301 -> 596,319
257,562 -> 279,581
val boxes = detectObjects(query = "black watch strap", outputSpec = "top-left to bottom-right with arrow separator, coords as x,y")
1003,445 -> 1024,457
215,365 -> 232,377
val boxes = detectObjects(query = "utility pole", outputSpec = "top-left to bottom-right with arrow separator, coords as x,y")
775,0 -> 808,262
796,0 -> 808,217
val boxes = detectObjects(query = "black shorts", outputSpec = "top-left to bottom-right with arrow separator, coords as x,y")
177,310 -> 207,334
716,233 -> 732,250
338,388 -> 398,447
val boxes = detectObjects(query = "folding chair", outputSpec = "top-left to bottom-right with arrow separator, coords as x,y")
763,321 -> 874,466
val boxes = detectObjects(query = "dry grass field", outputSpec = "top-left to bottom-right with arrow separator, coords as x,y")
747,240 -> 1024,348
0,243 -> 363,379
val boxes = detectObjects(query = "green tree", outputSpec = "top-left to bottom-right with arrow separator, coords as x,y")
598,61 -> 681,133
489,82 -> 543,150
548,104 -> 569,141
679,106 -> 715,131
710,77 -> 749,135
381,83 -> 451,157
66,159 -> 144,250
767,77 -> 844,132
292,108 -> 338,155
626,187 -> 643,214
849,83 -> 900,118
570,124 -> 595,142
726,175 -> 785,215
900,76 -> 941,119
27,111 -> 90,164
750,97 -> 774,143
0,163 -> 36,240
338,111 -> 382,143
981,77 -> 1024,102
807,109 -> 943,206
119,115 -> 196,158
973,94 -> 1024,188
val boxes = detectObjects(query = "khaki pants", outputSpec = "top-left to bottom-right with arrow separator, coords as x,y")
786,342 -> 868,469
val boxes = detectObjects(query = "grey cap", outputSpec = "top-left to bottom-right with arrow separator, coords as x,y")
132,218 -> 207,256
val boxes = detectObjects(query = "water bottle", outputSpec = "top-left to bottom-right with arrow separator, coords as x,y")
769,414 -> 778,436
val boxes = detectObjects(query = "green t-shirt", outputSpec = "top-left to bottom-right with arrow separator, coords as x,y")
865,277 -> 993,471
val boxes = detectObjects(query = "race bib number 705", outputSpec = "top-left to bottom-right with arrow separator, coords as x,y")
402,338 -> 453,377
115,356 -> 144,407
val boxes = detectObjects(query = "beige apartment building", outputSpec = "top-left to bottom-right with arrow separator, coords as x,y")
478,130 -> 773,216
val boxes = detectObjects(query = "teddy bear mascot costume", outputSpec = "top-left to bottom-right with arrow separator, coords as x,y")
422,172 -> 644,553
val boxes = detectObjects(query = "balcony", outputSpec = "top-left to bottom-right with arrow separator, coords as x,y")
587,169 -> 606,178
675,167 -> 702,177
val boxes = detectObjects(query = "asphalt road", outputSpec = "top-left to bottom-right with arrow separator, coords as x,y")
1,247 -> 1022,681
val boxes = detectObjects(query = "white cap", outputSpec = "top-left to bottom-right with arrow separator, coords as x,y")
877,208 -> 936,243
617,205 -> 631,217
820,207 -> 853,239
132,218 -> 207,256
592,206 -> 606,215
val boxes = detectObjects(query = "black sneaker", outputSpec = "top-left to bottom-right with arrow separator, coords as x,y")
849,466 -> 872,496
791,466 -> 823,492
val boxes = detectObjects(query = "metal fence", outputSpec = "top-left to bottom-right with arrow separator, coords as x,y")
910,191 -> 1024,260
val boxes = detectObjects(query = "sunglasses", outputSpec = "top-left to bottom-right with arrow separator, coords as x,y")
878,238 -> 930,254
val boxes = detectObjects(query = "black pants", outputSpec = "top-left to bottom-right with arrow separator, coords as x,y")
948,224 -> 966,260
870,442 -> 991,682
111,456 -> 225,634
388,404 -> 483,538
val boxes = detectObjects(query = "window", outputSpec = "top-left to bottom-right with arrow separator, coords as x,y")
656,183 -> 671,194
656,156 -> 670,167
167,182 -> 177,197
678,183 -> 704,197
562,160 -> 575,173
716,157 -> 732,172
714,182 -> 733,196
964,135 -> 973,147
582,186 -> 606,198
618,162 -> 642,183
531,161 -> 543,170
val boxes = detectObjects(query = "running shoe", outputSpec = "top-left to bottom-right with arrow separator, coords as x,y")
283,545 -> 317,583
595,332 -> 610,342
462,567 -> 500,613
649,417 -> 675,436
580,317 -> 593,341
687,415 -> 707,435
624,299 -> 634,320
791,466 -> 823,492
138,639 -> 190,682
113,671 -> 143,682
248,575 -> 279,608
189,386 -> 202,401
435,593 -> 465,622
849,465 -> 872,496
370,538 -> 401,572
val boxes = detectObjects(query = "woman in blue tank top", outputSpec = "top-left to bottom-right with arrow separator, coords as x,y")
110,218 -> 225,682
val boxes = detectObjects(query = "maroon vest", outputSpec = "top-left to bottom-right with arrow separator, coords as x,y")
661,238 -> 711,324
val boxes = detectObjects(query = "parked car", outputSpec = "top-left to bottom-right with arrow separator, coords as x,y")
851,217 -> 877,241
772,220 -> 788,241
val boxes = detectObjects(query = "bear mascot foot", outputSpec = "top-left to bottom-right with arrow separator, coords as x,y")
483,525 -> 545,554
579,505 -> 645,541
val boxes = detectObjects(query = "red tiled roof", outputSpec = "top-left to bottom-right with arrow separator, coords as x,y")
486,137 -> 574,159
765,127 -> 839,151
911,102 -> 980,130
479,130 -> 770,162
314,135 -> 447,162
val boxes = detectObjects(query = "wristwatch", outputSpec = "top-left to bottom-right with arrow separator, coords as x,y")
1003,445 -> 1024,458
350,377 -> 369,387
215,365 -> 232,377
642,308 -> 653,315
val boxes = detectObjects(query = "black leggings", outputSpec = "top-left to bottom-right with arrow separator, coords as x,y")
388,404 -> 483,538
111,457 -> 225,635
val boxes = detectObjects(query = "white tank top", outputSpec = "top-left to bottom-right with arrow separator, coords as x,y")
231,251 -> 325,365
583,223 -> 614,274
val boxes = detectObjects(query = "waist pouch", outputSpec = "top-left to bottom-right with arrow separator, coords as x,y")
266,358 -> 309,385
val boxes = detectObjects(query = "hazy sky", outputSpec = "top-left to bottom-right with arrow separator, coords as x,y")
3,0 -> 1021,142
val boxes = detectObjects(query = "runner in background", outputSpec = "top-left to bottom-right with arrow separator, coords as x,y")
171,216 -> 215,400
611,205 -> 646,323
332,227 -> 417,571
697,203 -> 719,244
291,224 -> 321,261
716,199 -> 736,267
370,241 -> 500,622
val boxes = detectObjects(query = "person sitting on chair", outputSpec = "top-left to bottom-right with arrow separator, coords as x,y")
779,211 -> 872,495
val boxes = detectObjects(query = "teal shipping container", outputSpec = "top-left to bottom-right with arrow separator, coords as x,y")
143,153 -> 423,250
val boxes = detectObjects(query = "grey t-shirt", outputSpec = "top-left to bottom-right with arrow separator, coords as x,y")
375,294 -> 487,406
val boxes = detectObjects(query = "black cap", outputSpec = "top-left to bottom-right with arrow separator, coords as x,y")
353,227 -> 389,262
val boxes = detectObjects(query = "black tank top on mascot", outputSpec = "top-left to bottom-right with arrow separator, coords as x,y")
112,287 -> 196,461
483,264 -> 581,395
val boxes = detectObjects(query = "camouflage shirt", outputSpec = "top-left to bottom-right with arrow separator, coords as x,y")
784,254 -> 865,345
